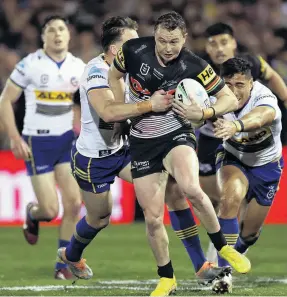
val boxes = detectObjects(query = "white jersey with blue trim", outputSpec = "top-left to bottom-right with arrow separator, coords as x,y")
76,54 -> 126,158
223,81 -> 282,166
9,49 -> 85,136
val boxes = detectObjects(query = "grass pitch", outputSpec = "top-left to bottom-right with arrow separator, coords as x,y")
0,224 -> 286,296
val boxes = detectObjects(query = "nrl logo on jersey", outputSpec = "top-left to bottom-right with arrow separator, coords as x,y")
140,63 -> 150,76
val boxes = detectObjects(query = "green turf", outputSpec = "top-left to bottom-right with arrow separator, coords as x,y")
0,224 -> 286,295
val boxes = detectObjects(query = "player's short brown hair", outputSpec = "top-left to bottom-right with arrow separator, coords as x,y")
154,11 -> 187,34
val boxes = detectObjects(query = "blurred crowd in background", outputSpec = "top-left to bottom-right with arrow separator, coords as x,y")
1,0 -> 287,149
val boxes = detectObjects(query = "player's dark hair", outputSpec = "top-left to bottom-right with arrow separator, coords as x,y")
205,22 -> 234,38
220,57 -> 252,79
101,16 -> 138,53
154,11 -> 187,34
41,15 -> 69,32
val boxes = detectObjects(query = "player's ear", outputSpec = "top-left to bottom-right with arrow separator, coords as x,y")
183,32 -> 188,41
233,38 -> 237,51
41,33 -> 45,44
248,77 -> 253,90
109,44 -> 117,56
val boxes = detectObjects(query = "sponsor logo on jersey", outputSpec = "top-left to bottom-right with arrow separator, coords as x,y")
253,94 -> 276,104
34,91 -> 73,102
197,65 -> 216,86
234,130 -> 269,143
87,66 -> 105,81
159,80 -> 178,88
135,44 -> 147,54
173,133 -> 187,142
153,68 -> 163,80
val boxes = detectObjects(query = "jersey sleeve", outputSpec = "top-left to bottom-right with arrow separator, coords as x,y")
113,41 -> 130,73
83,65 -> 109,94
9,57 -> 30,89
253,91 -> 280,119
195,58 -> 225,96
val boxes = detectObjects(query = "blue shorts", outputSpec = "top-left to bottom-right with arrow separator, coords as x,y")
23,130 -> 75,176
215,145 -> 284,206
71,145 -> 131,193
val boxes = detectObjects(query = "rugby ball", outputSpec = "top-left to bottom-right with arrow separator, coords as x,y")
175,78 -> 211,128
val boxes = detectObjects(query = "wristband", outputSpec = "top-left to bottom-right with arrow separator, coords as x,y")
201,107 -> 216,120
136,101 -> 152,114
237,119 -> 244,132
233,120 -> 244,132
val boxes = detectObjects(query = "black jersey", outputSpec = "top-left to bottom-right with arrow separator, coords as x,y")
202,53 -> 267,80
114,36 -> 225,138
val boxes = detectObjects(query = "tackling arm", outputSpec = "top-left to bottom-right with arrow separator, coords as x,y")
233,106 -> 276,132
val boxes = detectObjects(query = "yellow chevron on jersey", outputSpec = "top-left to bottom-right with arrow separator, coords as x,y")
34,90 -> 73,102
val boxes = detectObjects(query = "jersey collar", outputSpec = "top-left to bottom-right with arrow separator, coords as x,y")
42,49 -> 67,69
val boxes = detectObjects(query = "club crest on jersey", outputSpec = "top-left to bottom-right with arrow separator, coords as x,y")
140,63 -> 150,76
40,74 -> 49,84
70,76 -> 79,87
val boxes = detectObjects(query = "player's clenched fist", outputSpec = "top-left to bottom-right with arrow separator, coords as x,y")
150,89 -> 173,112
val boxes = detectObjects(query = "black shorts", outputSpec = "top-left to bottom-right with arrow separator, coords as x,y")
197,133 -> 222,176
130,128 -> 196,179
